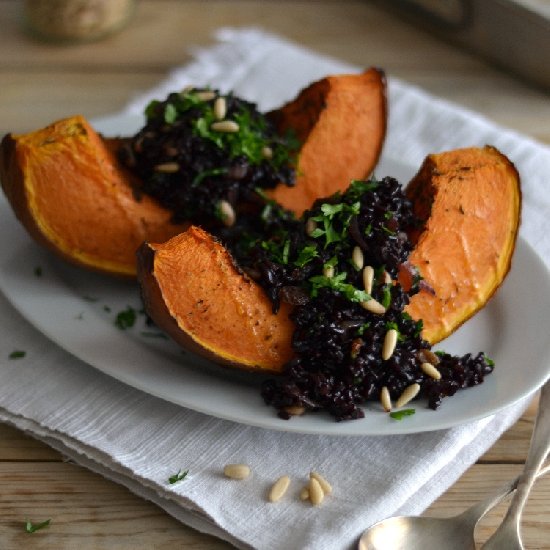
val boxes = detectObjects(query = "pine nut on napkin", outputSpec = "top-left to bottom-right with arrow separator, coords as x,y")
1,28 -> 549,550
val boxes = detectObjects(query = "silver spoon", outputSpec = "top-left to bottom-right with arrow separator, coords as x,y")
358,384 -> 550,550
482,380 -> 550,549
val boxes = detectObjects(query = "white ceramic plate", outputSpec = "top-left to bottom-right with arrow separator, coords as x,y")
0,112 -> 549,436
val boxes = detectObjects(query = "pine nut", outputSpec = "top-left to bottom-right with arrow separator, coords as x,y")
310,471 -> 332,495
362,266 -> 374,294
196,90 -> 216,101
360,298 -> 386,315
284,405 -> 306,416
352,246 -> 364,271
154,162 -> 180,173
211,120 -> 240,133
383,270 -> 392,284
214,96 -> 227,120
380,386 -> 392,412
323,265 -> 335,278
269,475 -> 291,502
395,383 -> 421,408
309,477 -> 324,506
382,329 -> 398,360
218,200 -> 236,227
261,146 -> 273,159
300,487 -> 310,501
305,218 -> 317,236
223,463 -> 250,480
421,362 -> 442,380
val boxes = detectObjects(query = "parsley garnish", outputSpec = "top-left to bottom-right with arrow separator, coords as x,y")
310,201 -> 360,248
390,408 -> 416,420
294,245 -> 318,268
9,350 -> 26,360
191,167 -> 227,187
115,306 -> 137,330
356,322 -> 371,336
381,284 -> 392,309
309,272 -> 371,303
484,354 -> 495,367
168,469 -> 189,484
25,519 -> 51,533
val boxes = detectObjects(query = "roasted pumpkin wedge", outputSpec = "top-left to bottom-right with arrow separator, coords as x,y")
138,146 -> 520,371
403,145 -> 521,344
0,116 -> 187,277
137,226 -> 294,373
0,71 -> 386,277
268,68 -> 386,214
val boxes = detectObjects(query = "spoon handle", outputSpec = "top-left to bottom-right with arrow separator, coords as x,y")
482,380 -> 550,549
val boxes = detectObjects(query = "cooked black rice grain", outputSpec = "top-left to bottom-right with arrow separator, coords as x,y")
257,177 -> 494,421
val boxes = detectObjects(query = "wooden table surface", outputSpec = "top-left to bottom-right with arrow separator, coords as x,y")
0,1 -> 549,548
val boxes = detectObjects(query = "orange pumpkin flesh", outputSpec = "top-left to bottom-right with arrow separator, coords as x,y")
268,68 -> 387,215
403,146 -> 521,344
137,226 -> 294,373
0,116 -> 187,277
138,146 -> 520,372
0,71 -> 387,277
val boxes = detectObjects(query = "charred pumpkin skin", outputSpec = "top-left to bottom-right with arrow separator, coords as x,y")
268,68 -> 387,215
0,116 -> 187,277
137,226 -> 294,374
404,146 -> 521,344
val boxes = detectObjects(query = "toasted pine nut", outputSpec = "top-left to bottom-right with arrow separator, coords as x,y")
383,270 -> 392,284
421,362 -> 442,380
323,265 -> 335,278
196,90 -> 216,101
380,386 -> 392,412
154,162 -> 180,173
269,475 -> 291,502
362,266 -> 374,294
395,383 -> 421,408
360,298 -> 386,315
284,405 -> 306,416
300,487 -> 310,501
261,146 -> 273,159
305,218 -> 317,236
223,463 -> 251,480
310,471 -> 332,495
218,200 -> 236,227
352,246 -> 364,271
309,477 -> 324,506
211,120 -> 240,133
382,329 -> 398,360
214,97 -> 227,120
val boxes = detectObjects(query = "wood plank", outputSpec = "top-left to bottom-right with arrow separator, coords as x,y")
0,424 -> 60,461
0,462 -> 232,549
425,464 -> 550,549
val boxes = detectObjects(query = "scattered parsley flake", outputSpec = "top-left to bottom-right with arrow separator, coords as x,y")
164,103 -> 178,124
390,408 -> 416,420
9,350 -> 26,360
356,322 -> 371,336
115,306 -> 137,330
484,354 -> 495,367
168,469 -> 189,485
25,519 -> 51,533
381,284 -> 392,309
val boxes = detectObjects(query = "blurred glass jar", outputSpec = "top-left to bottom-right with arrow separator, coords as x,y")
23,0 -> 137,42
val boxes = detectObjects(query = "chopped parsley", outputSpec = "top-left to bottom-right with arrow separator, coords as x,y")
390,408 -> 416,420
294,245 -> 318,268
9,350 -> 26,360
25,519 -> 51,533
168,469 -> 189,485
309,272 -> 371,303
115,306 -> 137,330
484,354 -> 495,367
310,201 -> 360,248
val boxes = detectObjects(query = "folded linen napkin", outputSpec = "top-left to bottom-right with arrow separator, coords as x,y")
1,28 -> 549,550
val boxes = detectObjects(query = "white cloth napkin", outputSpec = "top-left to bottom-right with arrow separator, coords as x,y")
1,28 -> 549,550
